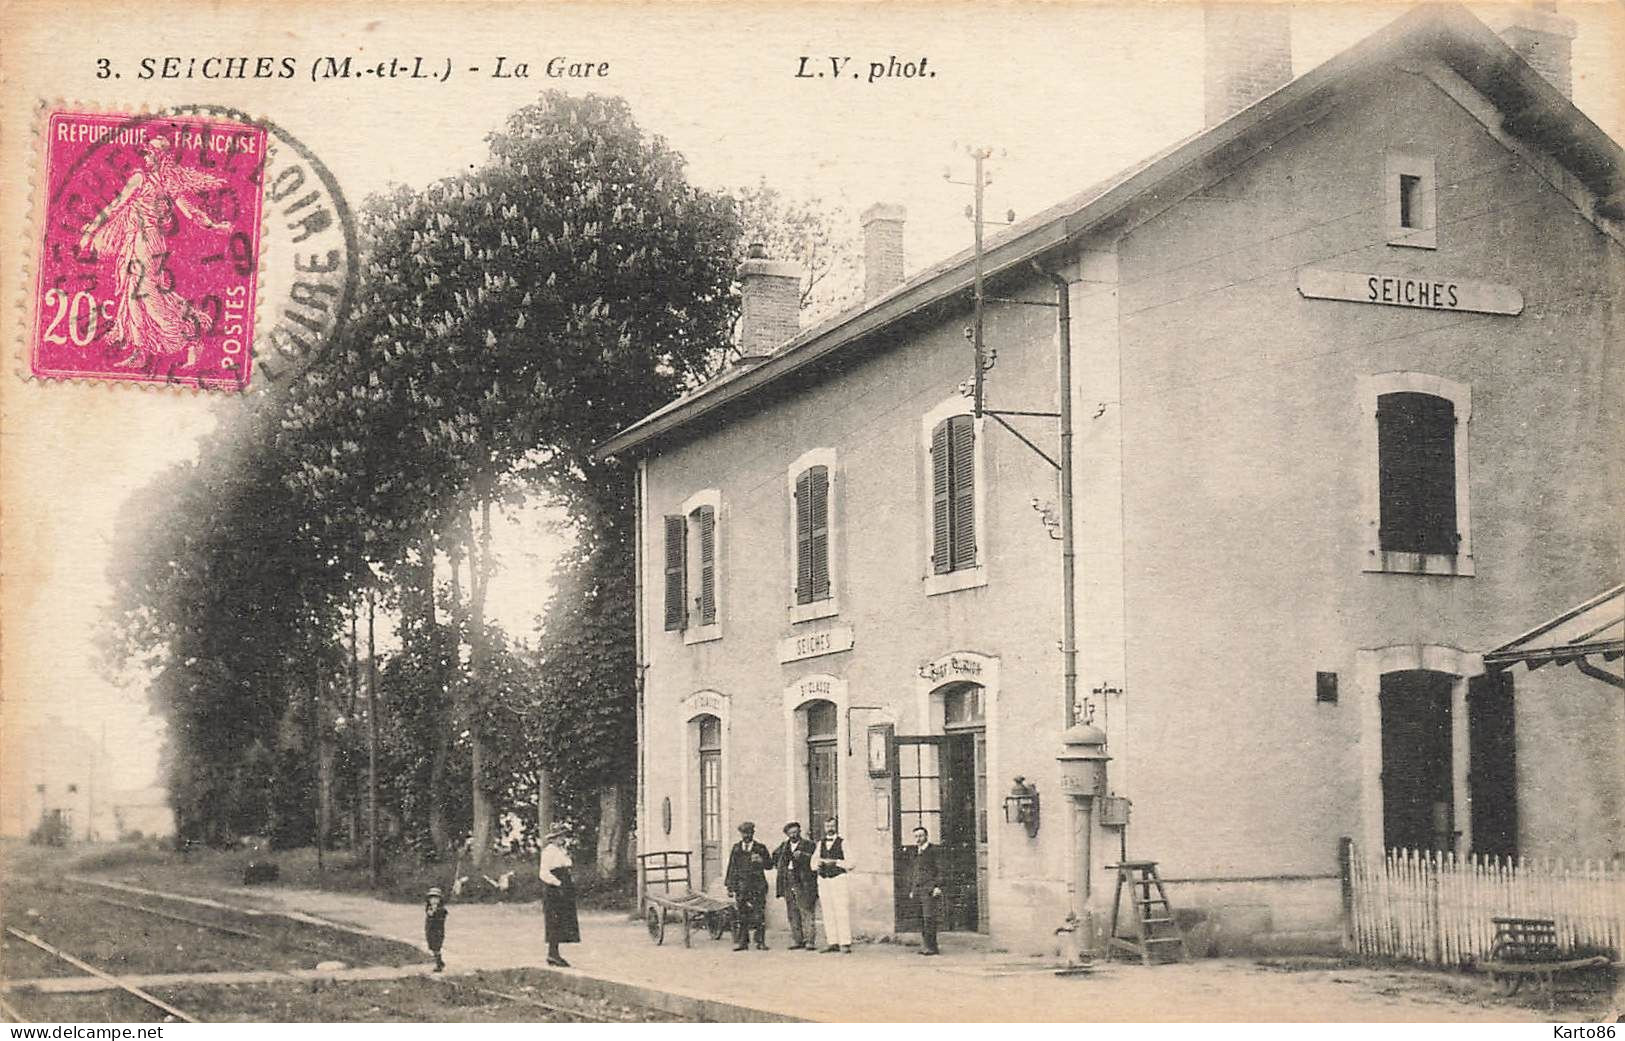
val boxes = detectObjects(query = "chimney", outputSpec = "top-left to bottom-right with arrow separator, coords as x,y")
1203,4 -> 1292,126
1486,2 -> 1576,99
737,242 -> 801,359
861,202 -> 907,301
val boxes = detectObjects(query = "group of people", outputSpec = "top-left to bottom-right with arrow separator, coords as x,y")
424,817 -> 948,971
727,817 -> 944,956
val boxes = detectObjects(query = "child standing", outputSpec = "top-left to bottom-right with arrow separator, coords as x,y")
424,886 -> 448,972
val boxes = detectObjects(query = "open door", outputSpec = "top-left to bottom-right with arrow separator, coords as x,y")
892,735 -> 943,934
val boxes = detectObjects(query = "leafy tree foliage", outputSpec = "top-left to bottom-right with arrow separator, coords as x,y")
107,91 -> 831,874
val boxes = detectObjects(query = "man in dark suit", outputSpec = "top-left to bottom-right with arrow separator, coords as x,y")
725,821 -> 772,950
772,821 -> 819,950
906,825 -> 943,955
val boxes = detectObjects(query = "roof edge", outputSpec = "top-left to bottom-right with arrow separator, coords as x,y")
594,3 -> 1622,462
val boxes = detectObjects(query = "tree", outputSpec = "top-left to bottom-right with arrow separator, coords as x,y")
103,91 -> 857,880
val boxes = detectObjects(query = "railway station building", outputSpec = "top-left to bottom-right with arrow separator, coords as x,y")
597,4 -> 1623,955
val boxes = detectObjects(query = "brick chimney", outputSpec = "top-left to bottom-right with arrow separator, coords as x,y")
1203,4 -> 1292,126
737,243 -> 801,359
1485,2 -> 1577,99
861,202 -> 906,301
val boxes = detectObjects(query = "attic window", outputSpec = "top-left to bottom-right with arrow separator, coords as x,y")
1399,175 -> 1422,228
1386,154 -> 1437,249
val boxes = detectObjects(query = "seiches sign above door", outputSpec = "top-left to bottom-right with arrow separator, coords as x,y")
1297,268 -> 1523,316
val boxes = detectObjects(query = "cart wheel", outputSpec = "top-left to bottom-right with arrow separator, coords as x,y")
647,906 -> 665,945
1495,973 -> 1522,997
706,911 -> 726,940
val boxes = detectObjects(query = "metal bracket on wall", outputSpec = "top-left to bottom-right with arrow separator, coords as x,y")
845,705 -> 886,755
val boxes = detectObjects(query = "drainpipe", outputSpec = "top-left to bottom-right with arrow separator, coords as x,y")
1037,261 -> 1092,963
1035,263 -> 1078,729
633,461 -> 649,884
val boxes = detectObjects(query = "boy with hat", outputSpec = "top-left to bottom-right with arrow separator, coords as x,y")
724,820 -> 771,950
424,886 -> 448,972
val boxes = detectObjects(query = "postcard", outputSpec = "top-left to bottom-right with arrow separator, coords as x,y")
1,0 -> 1621,1026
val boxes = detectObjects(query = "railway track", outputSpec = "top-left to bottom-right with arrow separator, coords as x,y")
66,885 -> 335,961
427,976 -> 617,1023
4,927 -> 197,1023
6,880 -> 639,1023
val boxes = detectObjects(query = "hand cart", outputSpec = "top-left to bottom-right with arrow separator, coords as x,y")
1478,916 -> 1611,1006
637,850 -> 736,947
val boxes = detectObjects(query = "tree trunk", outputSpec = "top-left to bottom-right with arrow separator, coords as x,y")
464,500 -> 495,868
537,769 -> 554,841
596,784 -> 627,878
423,529 -> 450,856
313,662 -> 329,875
346,604 -> 360,851
367,587 -> 380,886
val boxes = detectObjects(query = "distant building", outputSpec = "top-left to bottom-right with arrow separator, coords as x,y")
0,717 -> 111,841
598,4 -> 1622,954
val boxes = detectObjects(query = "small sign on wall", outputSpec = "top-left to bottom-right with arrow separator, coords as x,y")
778,624 -> 855,663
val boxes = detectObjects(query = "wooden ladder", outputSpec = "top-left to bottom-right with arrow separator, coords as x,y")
1106,860 -> 1188,965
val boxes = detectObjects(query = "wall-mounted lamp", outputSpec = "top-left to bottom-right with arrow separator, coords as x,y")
1002,775 -> 1040,837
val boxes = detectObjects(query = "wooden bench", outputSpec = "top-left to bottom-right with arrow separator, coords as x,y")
1479,916 -> 1611,1006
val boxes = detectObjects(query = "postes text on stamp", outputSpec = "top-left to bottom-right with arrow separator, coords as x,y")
34,110 -> 268,389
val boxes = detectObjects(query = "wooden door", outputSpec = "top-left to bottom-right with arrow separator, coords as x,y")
699,751 -> 721,888
941,733 -> 981,931
1468,671 -> 1517,859
1380,670 -> 1455,853
698,714 -> 722,889
808,740 -> 838,832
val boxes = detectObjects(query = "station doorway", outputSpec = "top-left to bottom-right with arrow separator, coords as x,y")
892,683 -> 989,934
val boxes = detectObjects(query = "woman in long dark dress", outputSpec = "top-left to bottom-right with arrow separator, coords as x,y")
538,823 -> 579,967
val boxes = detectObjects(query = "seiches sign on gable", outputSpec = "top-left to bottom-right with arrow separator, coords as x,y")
1297,268 -> 1524,316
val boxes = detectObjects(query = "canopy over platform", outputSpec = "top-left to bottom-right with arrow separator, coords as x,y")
1483,585 -> 1624,688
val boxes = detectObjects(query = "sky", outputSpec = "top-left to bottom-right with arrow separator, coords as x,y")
2,1 -> 1621,799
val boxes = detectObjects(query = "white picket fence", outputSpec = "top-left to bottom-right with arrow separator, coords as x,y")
1347,846 -> 1625,966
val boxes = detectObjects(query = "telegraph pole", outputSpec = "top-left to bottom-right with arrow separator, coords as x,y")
970,146 -> 989,419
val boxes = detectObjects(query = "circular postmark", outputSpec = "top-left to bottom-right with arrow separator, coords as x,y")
35,104 -> 356,391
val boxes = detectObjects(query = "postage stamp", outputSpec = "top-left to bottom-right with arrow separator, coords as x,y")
32,110 -> 268,389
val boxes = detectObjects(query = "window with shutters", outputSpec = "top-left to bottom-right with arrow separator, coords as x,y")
677,489 -> 724,643
1378,393 -> 1456,554
921,398 -> 988,596
786,448 -> 840,623
1359,374 -> 1472,576
662,515 -> 687,631
691,505 -> 717,625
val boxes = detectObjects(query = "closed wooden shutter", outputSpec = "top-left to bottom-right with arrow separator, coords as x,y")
808,466 -> 830,600
695,506 -> 716,625
795,469 -> 813,604
931,420 -> 951,574
949,415 -> 976,569
1378,393 -> 1456,554
663,515 -> 687,630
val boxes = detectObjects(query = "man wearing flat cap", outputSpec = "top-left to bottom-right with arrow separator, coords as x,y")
725,821 -> 771,950
772,821 -> 819,950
